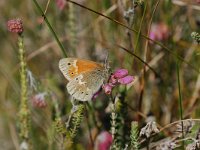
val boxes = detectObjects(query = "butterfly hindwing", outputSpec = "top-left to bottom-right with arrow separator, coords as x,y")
67,69 -> 106,101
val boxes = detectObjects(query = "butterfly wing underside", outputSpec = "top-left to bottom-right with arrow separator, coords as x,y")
59,58 -> 108,101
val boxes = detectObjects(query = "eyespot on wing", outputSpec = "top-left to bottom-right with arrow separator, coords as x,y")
59,58 -> 78,80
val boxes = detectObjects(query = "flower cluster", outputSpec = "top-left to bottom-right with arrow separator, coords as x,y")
149,22 -> 169,42
31,92 -> 47,108
103,69 -> 134,95
94,131 -> 113,150
7,19 -> 23,34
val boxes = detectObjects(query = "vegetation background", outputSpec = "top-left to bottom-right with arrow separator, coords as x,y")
0,0 -> 200,149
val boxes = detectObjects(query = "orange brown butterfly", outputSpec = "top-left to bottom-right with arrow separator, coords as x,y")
59,58 -> 109,101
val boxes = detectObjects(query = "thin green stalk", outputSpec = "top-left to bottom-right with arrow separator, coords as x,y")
68,2 -> 77,55
144,0 -> 160,62
176,60 -> 184,148
85,105 -> 94,148
32,0 -> 68,57
134,2 -> 147,54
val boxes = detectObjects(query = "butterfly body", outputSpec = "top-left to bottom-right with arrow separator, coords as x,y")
59,58 -> 109,101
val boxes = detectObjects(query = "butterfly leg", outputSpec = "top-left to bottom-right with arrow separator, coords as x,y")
71,97 -> 79,112
65,98 -> 78,129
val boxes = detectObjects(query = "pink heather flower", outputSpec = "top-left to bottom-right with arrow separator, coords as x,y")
31,93 -> 47,108
113,69 -> 128,79
109,75 -> 118,87
102,84 -> 113,95
95,131 -> 113,150
7,19 -> 23,34
150,22 -> 169,42
102,68 -> 135,95
196,0 -> 200,3
56,0 -> 67,10
118,75 -> 134,85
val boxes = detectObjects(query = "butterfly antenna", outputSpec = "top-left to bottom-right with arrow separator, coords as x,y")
104,51 -> 110,69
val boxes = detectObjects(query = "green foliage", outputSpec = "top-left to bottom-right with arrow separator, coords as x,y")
69,104 -> 85,139
110,103 -> 119,150
53,118 -> 67,135
53,118 -> 73,149
110,93 -> 130,149
130,121 -> 139,150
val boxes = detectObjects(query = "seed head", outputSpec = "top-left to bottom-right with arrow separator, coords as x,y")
7,18 -> 23,34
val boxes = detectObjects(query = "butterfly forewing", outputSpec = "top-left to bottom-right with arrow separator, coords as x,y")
59,58 -> 103,80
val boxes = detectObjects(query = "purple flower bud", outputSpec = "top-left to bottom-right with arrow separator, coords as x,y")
118,75 -> 134,85
113,69 -> 128,79
102,84 -> 113,95
109,75 -> 118,87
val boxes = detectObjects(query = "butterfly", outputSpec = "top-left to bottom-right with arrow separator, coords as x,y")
59,58 -> 109,101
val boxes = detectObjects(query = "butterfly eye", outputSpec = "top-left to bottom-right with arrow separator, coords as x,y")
86,93 -> 89,95
68,63 -> 71,65
76,78 -> 78,80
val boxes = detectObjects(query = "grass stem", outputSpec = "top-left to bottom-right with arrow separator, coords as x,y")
32,0 -> 68,57
176,60 -> 184,148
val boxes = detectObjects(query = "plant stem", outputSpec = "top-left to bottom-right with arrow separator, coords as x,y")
18,35 -> 30,149
32,0 -> 68,57
176,60 -> 184,148
134,2 -> 147,54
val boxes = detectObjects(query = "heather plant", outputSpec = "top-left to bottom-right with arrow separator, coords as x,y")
1,0 -> 200,150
